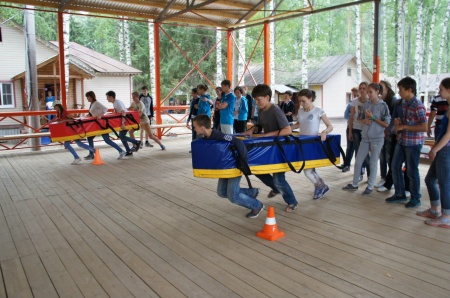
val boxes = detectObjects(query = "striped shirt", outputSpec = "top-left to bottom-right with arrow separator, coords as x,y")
430,95 -> 449,125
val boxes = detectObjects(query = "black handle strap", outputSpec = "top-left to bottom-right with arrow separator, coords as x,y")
65,119 -> 87,139
274,135 -> 306,174
318,136 -> 346,169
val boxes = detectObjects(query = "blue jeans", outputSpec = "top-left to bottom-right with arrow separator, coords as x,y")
87,134 -> 124,153
217,177 -> 262,210
392,143 -> 422,200
119,130 -> 139,153
434,124 -> 442,141
379,137 -> 392,179
425,146 -> 450,215
343,126 -> 354,167
64,140 -> 94,159
256,173 -> 297,205
352,129 -> 370,176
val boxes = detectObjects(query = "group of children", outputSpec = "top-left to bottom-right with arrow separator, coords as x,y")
51,88 -> 166,164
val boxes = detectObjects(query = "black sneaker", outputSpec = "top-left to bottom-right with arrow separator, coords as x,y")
342,184 -> 358,190
267,190 -> 280,198
131,146 -> 137,152
145,142 -> 153,147
246,204 -> 264,218
342,166 -> 350,172
84,154 -> 94,160
405,199 -> 421,208
134,141 -> 141,152
385,194 -> 407,203
125,152 -> 133,156
362,188 -> 372,195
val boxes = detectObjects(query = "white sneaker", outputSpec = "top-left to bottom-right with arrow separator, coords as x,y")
377,186 -> 390,192
118,151 -> 126,159
374,179 -> 385,188
405,191 -> 411,198
71,158 -> 81,165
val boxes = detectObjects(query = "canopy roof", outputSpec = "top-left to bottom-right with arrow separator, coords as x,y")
1,0 -> 374,29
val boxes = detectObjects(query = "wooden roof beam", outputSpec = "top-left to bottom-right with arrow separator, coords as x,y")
158,0 -> 218,22
59,0 -> 76,11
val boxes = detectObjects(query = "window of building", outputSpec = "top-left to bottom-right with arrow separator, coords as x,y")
0,82 -> 14,108
347,68 -> 351,76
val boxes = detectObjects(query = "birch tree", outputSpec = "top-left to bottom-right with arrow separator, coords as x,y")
355,4 -> 361,83
424,0 -> 439,102
302,0 -> 310,88
118,18 -> 124,62
382,0 -> 388,78
238,27 -> 245,84
124,18 -> 131,66
216,28 -> 222,85
269,1 -> 275,87
436,0 -> 450,91
395,0 -> 407,82
148,22 -> 156,100
63,13 -> 70,97
414,0 -> 424,94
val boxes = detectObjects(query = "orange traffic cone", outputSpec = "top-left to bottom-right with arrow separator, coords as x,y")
92,148 -> 105,165
256,206 -> 285,241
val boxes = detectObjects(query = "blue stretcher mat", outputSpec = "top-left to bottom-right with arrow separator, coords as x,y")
192,134 -> 341,178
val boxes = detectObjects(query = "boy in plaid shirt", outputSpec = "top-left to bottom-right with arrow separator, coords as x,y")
386,77 -> 427,208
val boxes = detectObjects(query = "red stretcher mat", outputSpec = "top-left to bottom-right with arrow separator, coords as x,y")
49,111 -> 140,142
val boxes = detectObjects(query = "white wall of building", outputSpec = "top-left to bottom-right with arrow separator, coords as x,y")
83,75 -> 133,108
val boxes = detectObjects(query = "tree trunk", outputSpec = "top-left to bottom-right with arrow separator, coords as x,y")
148,22 -> 156,101
118,18 -> 124,62
216,28 -> 223,85
424,0 -> 439,103
405,22 -> 412,76
395,0 -> 407,82
269,1 -> 275,87
436,0 -> 450,91
63,13 -> 70,100
414,0 -> 424,94
301,0 -> 310,88
382,0 -> 388,78
24,6 -> 40,150
124,18 -> 131,66
355,4 -> 361,83
238,27 -> 245,84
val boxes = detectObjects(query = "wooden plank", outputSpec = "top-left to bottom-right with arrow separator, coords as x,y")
1,258 -> 33,298
20,254 -> 59,298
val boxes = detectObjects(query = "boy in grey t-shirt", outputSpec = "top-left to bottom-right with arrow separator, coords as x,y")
242,84 -> 299,212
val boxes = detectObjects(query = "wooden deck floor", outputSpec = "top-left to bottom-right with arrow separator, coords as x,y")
1,135 -> 449,298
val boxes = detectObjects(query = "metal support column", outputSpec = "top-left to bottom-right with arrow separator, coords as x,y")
154,22 -> 162,138
57,11 -> 67,108
373,0 -> 381,83
263,22 -> 270,85
227,29 -> 233,80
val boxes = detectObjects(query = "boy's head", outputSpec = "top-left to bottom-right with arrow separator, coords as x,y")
221,79 -> 231,93
252,84 -> 272,110
193,114 -> 211,135
397,77 -> 417,98
132,91 -> 140,102
106,90 -> 116,102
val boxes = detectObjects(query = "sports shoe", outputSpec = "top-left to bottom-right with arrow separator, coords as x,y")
246,204 -> 264,218
416,208 -> 441,219
342,166 -> 350,173
118,151 -> 126,159
336,164 -> 345,170
385,194 -> 407,203
405,199 -> 421,208
71,158 -> 81,165
375,179 -> 385,188
84,154 -> 94,160
377,186 -> 390,192
405,191 -> 411,198
140,142 -> 144,148
125,152 -> 133,156
145,142 -> 153,147
131,146 -> 137,152
342,184 -> 358,190
316,185 -> 330,200
267,190 -> 280,198
313,187 -> 321,200
134,141 -> 141,152
285,203 -> 298,213
161,145 -> 166,150
362,188 -> 372,195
